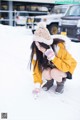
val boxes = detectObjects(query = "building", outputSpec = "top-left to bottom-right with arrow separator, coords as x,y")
0,0 -> 55,26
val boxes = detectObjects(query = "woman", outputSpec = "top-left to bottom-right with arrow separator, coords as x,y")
30,22 -> 77,94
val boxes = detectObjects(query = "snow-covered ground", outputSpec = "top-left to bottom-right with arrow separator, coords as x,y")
0,24 -> 80,120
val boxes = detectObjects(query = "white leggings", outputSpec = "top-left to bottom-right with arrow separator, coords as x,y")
42,68 -> 67,82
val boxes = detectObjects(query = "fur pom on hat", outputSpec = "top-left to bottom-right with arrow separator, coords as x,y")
33,22 -> 53,45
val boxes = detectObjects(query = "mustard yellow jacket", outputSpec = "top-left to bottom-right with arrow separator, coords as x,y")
32,43 -> 77,84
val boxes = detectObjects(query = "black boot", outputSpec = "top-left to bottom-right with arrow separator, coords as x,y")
42,79 -> 54,91
55,78 -> 66,94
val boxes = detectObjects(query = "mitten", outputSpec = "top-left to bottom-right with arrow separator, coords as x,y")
44,47 -> 55,61
32,83 -> 41,94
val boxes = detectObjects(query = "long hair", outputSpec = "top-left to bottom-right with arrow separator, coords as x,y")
30,41 -> 50,71
30,39 -> 64,71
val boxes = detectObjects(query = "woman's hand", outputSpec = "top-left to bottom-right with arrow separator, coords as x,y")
44,47 -> 55,60
35,41 -> 46,53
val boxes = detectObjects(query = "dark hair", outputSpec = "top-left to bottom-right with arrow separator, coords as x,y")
30,41 -> 50,71
30,39 -> 64,71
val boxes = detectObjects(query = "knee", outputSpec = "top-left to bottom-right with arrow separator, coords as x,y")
51,68 -> 66,82
51,68 -> 57,76
42,69 -> 52,80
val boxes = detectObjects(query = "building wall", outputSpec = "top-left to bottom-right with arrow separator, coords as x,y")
0,1 -> 54,26
3,0 -> 54,4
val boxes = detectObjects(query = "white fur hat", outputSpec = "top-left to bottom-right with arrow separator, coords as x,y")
33,22 -> 53,45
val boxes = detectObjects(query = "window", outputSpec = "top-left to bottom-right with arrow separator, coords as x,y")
50,5 -> 68,14
66,5 -> 80,16
1,1 -> 8,10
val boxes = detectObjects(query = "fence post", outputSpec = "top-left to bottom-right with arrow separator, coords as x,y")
8,1 -> 13,26
14,10 -> 17,26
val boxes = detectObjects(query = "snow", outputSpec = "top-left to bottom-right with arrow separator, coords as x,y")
0,24 -> 80,120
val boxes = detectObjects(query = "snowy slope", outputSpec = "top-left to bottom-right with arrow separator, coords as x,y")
0,24 -> 80,120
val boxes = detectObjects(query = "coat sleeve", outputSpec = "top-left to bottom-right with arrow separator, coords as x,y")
32,54 -> 43,84
51,43 -> 77,74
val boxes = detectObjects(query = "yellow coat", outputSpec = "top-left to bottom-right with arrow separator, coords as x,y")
32,43 -> 77,84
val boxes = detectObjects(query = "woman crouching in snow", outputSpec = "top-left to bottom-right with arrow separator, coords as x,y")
30,22 -> 77,95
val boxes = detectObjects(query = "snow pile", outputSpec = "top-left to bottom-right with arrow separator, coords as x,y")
0,24 -> 80,120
